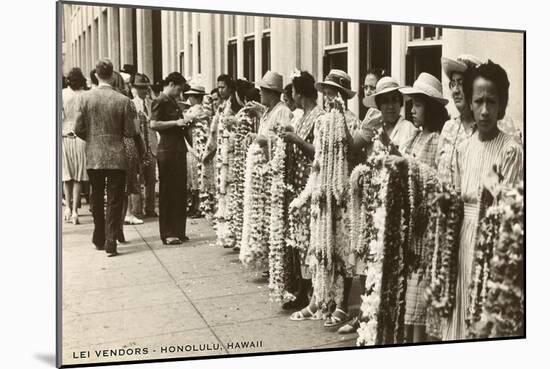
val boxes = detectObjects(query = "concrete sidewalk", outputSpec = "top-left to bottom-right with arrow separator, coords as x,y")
61,206 -> 359,366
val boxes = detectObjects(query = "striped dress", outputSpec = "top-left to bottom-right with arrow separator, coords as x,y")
443,129 -> 523,340
62,88 -> 88,182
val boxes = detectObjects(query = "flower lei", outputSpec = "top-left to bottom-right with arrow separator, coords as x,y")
267,136 -> 296,303
355,141 -> 389,345
227,109 -> 257,250
239,143 -> 271,266
190,106 -> 216,219
298,94 -> 350,310
468,184 -> 524,338
214,101 -> 237,247
422,180 -> 463,339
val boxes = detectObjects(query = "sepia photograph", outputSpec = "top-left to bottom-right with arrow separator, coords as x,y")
57,0 -> 525,367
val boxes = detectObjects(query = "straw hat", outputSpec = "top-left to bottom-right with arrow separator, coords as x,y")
315,69 -> 356,99
399,72 -> 448,105
364,76 -> 402,108
258,71 -> 283,93
441,54 -> 483,79
133,73 -> 151,87
183,84 -> 206,96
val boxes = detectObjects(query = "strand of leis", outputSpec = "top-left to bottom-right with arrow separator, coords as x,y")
267,136 -> 296,303
422,178 -> 463,339
191,110 -> 216,219
239,143 -> 270,265
468,184 -> 524,338
228,111 -> 255,250
356,161 -> 389,346
214,102 -> 236,247
376,162 -> 408,345
307,96 -> 350,311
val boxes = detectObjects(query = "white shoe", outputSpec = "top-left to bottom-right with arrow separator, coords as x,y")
125,215 -> 144,225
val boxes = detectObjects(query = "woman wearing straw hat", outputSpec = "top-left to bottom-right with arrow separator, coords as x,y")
183,84 -> 209,218
388,72 -> 450,343
437,55 -> 482,187
289,70 -> 359,327
361,76 -> 417,155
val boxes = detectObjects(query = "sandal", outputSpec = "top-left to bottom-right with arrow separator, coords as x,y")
337,316 -> 361,334
290,306 -> 321,321
166,237 -> 183,245
324,308 -> 350,328
63,208 -> 72,222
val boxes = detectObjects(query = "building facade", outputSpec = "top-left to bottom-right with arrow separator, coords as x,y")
62,4 -> 524,124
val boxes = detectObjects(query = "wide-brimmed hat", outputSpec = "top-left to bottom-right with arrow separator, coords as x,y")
441,54 -> 483,79
399,72 -> 448,105
365,76 -> 402,108
183,84 -> 206,96
133,73 -> 151,87
258,71 -> 283,93
315,69 -> 356,99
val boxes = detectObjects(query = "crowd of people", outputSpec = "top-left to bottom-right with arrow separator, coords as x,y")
61,53 -> 524,346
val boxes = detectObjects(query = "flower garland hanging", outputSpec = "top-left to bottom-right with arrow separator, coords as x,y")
214,102 -> 237,247
294,94 -> 351,311
228,110 -> 256,250
239,143 -> 271,266
468,184 -> 524,338
421,179 -> 463,339
267,136 -> 296,303
356,162 -> 389,346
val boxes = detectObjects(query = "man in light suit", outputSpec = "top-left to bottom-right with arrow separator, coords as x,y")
132,73 -> 159,218
75,59 -> 137,256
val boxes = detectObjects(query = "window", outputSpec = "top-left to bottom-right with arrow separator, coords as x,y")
227,39 -> 237,79
263,17 -> 270,30
244,36 -> 255,81
261,32 -> 271,75
101,10 -> 108,58
326,21 -> 348,46
409,26 -> 443,42
179,51 -> 185,75
131,9 -> 138,68
197,32 -> 201,74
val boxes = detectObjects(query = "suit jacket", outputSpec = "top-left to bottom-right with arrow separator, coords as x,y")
132,96 -> 159,156
150,92 -> 191,155
75,84 -> 137,170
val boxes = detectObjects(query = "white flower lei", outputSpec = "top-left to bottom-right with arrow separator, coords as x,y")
214,102 -> 237,247
268,136 -> 294,303
300,94 -> 351,309
239,143 -> 271,266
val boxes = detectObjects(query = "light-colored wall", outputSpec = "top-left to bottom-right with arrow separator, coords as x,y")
442,29 -> 524,125
64,5 -> 524,127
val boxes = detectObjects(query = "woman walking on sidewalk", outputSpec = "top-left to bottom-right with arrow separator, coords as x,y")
62,67 -> 89,225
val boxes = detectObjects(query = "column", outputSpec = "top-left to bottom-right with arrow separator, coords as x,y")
200,13 -> 215,91
119,8 -> 134,68
317,21 -> 326,84
191,12 -> 199,80
347,22 -> 360,116
91,17 -> 98,67
161,11 -> 169,78
214,14 -> 223,80
183,12 -> 191,78
170,12 -> 177,72
176,12 -> 183,73
99,9 -> 108,59
390,25 -> 407,86
254,17 -> 263,82
107,7 -> 121,70
136,9 -> 154,80
236,16 -> 244,79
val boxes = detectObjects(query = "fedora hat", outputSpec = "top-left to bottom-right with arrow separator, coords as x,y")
315,69 -> 356,99
399,72 -> 448,105
259,71 -> 283,93
365,76 -> 402,108
183,84 -> 206,95
133,73 -> 151,87
442,54 -> 483,79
